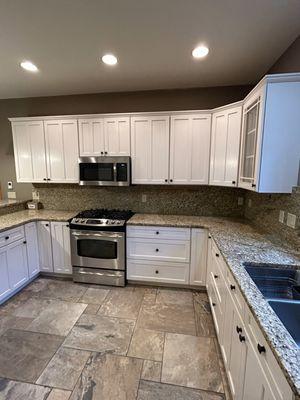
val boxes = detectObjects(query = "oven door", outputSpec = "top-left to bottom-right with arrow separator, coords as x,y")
70,230 -> 125,270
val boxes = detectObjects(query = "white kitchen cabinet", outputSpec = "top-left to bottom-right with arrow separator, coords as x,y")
25,222 -> 40,278
170,114 -> 211,184
6,239 -> 29,291
44,119 -> 79,183
50,221 -> 72,274
189,229 -> 208,285
0,249 -> 11,301
239,75 -> 300,193
131,115 -> 170,184
104,117 -> 130,156
12,120 -> 48,183
38,221 -> 53,272
78,118 -> 105,156
210,105 -> 242,187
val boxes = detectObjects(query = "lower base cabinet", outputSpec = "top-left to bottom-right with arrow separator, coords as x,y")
25,222 -> 40,277
37,221 -> 53,272
0,248 -> 12,301
206,237 -> 293,400
7,239 -> 29,290
50,221 -> 72,274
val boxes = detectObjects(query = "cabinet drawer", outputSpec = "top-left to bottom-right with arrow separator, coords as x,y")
0,226 -> 25,248
225,270 -> 245,319
127,225 -> 190,241
127,259 -> 189,284
127,238 -> 190,263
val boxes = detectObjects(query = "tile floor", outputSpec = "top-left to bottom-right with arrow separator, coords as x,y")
0,277 -> 231,400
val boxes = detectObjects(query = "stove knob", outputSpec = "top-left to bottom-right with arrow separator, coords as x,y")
111,221 -> 115,224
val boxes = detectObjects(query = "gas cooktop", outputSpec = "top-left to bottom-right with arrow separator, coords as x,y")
70,209 -> 134,228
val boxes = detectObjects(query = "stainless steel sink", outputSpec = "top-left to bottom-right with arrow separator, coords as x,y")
268,300 -> 300,347
244,263 -> 300,347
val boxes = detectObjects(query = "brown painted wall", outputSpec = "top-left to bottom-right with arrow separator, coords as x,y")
0,84 -> 252,200
268,35 -> 300,74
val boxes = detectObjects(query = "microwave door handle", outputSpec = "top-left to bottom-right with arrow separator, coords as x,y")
113,163 -> 117,182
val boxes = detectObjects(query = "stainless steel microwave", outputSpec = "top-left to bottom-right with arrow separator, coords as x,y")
78,156 -> 131,186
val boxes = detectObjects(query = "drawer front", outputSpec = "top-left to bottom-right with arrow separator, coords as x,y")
127,238 -> 190,263
127,225 -> 191,241
0,226 -> 25,248
225,269 -> 245,319
127,260 -> 189,284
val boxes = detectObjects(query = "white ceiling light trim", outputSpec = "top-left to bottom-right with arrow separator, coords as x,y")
192,46 -> 209,58
102,54 -> 118,65
20,60 -> 39,72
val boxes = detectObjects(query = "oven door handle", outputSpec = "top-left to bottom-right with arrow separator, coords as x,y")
71,231 -> 124,239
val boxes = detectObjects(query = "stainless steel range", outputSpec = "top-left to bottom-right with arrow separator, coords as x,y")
70,209 -> 134,286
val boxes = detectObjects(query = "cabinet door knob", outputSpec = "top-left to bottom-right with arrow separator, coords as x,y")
214,274 -> 219,279
230,284 -> 236,291
170,179 -> 173,182
47,178 -> 51,181
43,178 -> 47,181
156,231 -> 159,235
101,151 -> 104,155
155,270 -> 159,274
23,240 -> 27,244
212,302 -> 216,307
66,224 -> 70,228
239,334 -> 246,343
232,180 -> 236,184
215,253 -> 219,257
105,151 -> 108,155
45,224 -> 49,227
5,236 -> 9,240
208,235 -> 211,239
257,343 -> 266,354
165,179 -> 168,182
251,183 -> 256,188
155,248 -> 159,252
236,326 -> 242,334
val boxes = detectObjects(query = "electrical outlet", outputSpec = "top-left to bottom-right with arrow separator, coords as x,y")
238,197 -> 244,206
279,210 -> 285,223
248,199 -> 252,208
141,194 -> 147,203
286,213 -> 297,229
32,190 -> 39,201
7,181 -> 13,190
7,191 -> 16,199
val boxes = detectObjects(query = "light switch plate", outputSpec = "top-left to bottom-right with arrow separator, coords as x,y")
32,190 -> 39,201
279,210 -> 285,223
7,191 -> 16,199
286,213 -> 297,229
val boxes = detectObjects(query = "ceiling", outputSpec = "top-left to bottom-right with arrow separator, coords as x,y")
0,0 -> 299,99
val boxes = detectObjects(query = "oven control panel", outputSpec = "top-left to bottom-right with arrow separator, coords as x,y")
70,218 -> 125,227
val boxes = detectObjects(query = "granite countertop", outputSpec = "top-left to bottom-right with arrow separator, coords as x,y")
0,210 -> 77,232
128,213 -> 300,396
0,199 -> 27,209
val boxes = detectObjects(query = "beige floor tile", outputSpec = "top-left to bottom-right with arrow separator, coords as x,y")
47,389 -> 72,400
79,287 -> 109,305
141,360 -> 162,382
99,288 -> 144,319
128,328 -> 164,361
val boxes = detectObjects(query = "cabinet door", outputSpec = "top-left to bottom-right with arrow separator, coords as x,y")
104,117 -> 130,156
210,107 -> 242,187
170,114 -> 211,184
51,222 -> 72,274
37,221 -> 53,272
190,229 -> 208,286
7,240 -> 29,290
239,88 -> 265,191
78,118 -> 105,156
25,222 -> 39,278
12,121 -> 47,183
0,249 -> 11,302
242,338 -> 277,400
45,119 -> 79,183
131,116 -> 170,184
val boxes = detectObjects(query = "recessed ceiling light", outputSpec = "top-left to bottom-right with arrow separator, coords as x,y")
192,46 -> 209,59
20,61 -> 38,72
102,54 -> 118,65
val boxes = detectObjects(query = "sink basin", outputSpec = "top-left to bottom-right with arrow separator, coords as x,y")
244,263 -> 300,301
244,263 -> 300,347
268,300 -> 300,347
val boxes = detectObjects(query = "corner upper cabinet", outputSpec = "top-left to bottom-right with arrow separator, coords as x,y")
44,119 -> 79,183
131,115 -> 170,184
12,120 -> 47,183
78,118 -> 105,156
170,114 -> 211,184
210,105 -> 242,187
239,74 -> 300,193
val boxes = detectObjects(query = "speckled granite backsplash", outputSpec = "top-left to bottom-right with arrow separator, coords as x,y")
33,184 -> 245,217
245,186 -> 300,251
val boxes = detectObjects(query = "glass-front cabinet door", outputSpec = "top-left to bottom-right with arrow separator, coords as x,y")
239,88 -> 265,191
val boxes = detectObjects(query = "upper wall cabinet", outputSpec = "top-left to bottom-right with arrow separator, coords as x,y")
239,74 -> 300,193
44,120 -> 79,183
12,121 -> 48,183
131,116 -> 170,184
210,105 -> 242,187
170,114 -> 211,184
78,117 -> 130,156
